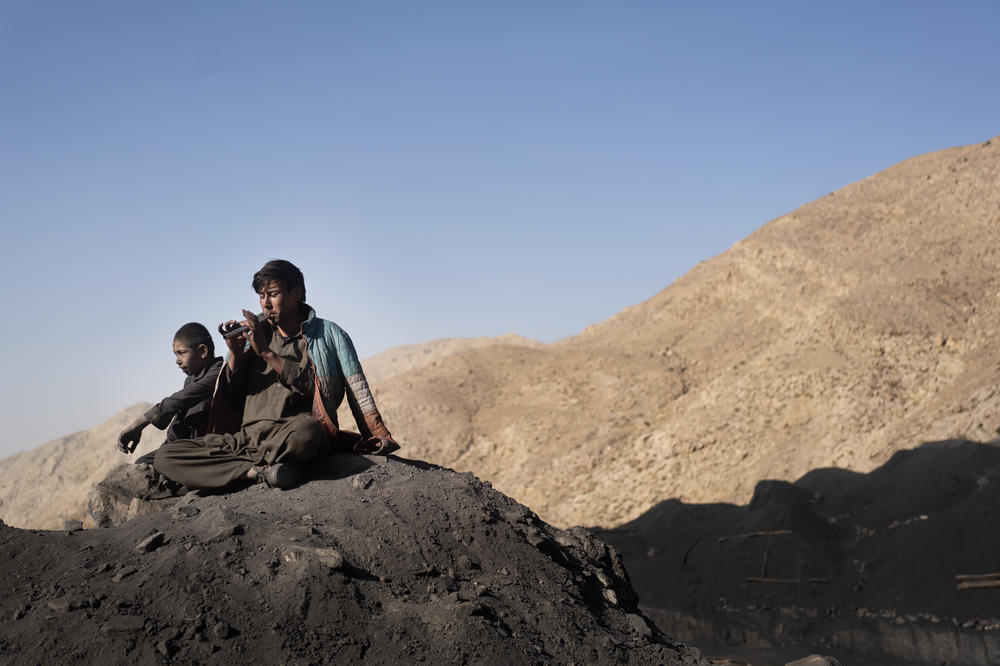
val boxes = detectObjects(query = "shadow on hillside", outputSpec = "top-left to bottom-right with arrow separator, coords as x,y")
594,438 -> 1000,665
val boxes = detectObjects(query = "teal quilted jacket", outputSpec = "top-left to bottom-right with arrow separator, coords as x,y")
299,306 -> 393,444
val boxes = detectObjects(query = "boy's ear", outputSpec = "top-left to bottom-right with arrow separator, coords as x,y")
197,344 -> 209,359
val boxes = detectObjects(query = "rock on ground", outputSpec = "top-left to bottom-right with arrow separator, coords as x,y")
0,454 -> 704,665
87,463 -> 182,528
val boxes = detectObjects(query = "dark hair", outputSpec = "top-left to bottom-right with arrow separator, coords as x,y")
174,322 -> 215,356
252,259 -> 306,302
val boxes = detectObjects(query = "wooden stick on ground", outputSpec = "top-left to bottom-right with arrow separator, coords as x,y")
760,534 -> 773,579
745,577 -> 830,584
957,579 -> 1000,590
717,529 -> 792,542
955,573 -> 1000,581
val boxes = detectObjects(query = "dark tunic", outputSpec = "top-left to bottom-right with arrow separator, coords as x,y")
222,326 -> 315,432
153,324 -> 327,489
144,357 -> 225,441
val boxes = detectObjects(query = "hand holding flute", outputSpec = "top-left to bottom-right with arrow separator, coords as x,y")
219,311 -> 268,369
220,312 -> 266,339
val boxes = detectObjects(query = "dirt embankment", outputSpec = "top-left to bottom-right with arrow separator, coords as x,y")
598,439 -> 1000,665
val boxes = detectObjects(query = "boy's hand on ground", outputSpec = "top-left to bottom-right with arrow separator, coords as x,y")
117,430 -> 138,453
117,422 -> 144,454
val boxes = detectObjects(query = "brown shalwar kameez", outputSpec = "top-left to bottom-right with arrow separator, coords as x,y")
153,325 -> 329,489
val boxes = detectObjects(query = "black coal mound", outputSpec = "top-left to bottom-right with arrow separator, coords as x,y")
0,455 -> 705,665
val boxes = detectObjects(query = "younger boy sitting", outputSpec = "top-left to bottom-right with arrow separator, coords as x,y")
117,322 -> 224,464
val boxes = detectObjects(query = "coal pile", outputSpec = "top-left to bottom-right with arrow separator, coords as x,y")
0,454 -> 704,665
598,439 -> 1000,665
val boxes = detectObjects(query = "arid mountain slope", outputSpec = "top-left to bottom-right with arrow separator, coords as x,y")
360,333 -> 542,384
372,136 -> 1000,527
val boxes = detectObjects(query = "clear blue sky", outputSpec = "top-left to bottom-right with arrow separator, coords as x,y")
1,1 -> 997,458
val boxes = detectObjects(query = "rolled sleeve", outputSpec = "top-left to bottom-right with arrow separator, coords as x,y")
144,404 -> 170,429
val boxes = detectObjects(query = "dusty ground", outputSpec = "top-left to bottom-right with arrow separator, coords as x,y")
0,454 -> 704,665
598,439 -> 1000,665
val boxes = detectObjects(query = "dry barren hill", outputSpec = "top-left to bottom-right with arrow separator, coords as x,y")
360,333 -> 543,384
372,135 -> 1000,528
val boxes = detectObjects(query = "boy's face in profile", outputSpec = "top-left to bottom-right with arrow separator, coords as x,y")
173,339 -> 210,376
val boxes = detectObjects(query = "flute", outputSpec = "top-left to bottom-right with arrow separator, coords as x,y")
222,312 -> 267,339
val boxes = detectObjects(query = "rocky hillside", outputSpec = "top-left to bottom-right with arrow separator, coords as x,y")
372,135 -> 1000,527
360,333 -> 543,384
0,454 -> 704,665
